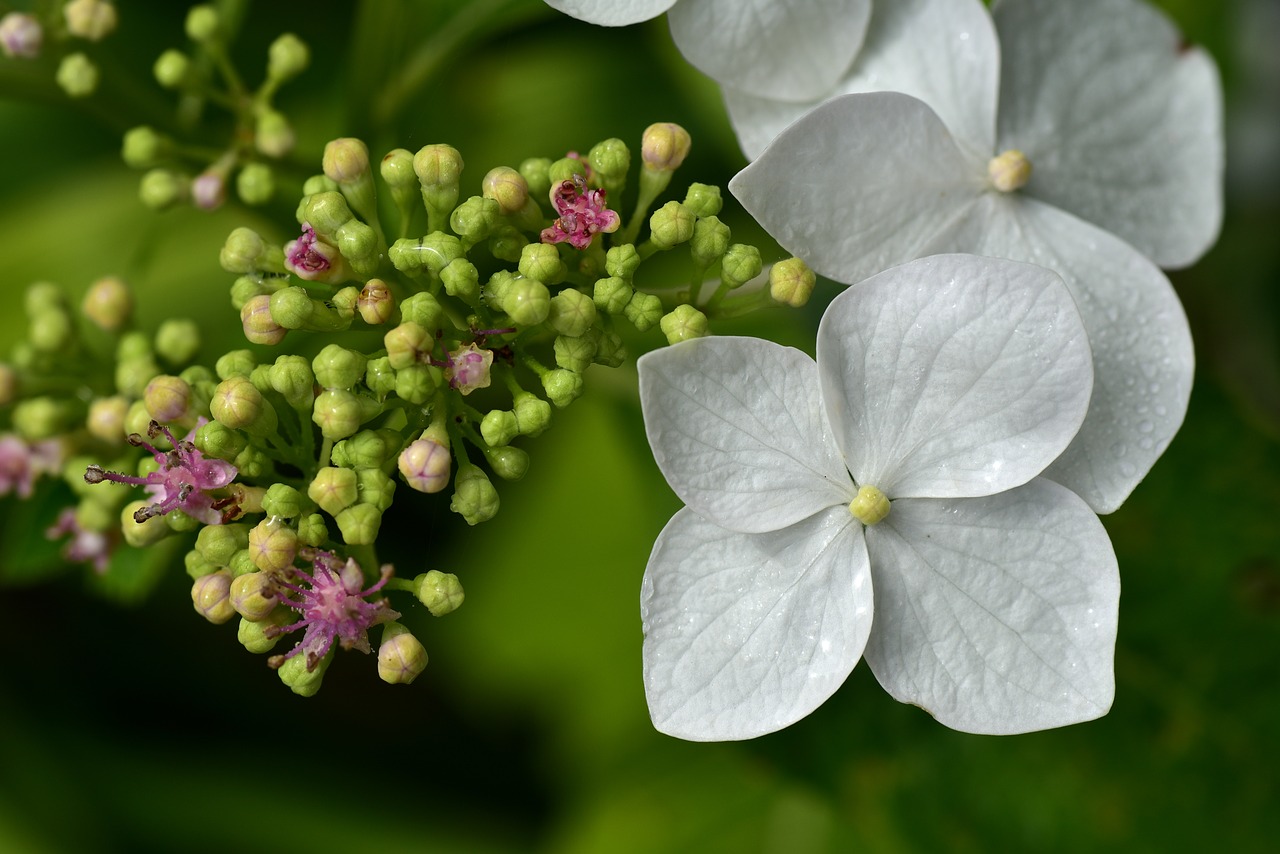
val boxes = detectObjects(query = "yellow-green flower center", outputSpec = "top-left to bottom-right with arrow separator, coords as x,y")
988,149 -> 1032,193
849,484 -> 890,526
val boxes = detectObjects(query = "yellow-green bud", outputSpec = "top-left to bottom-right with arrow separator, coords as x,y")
545,289 -> 597,338
356,468 -> 396,512
121,126 -> 169,169
450,196 -> 501,247
297,513 -> 328,547
238,608 -> 292,653
248,518 -> 298,573
480,410 -> 518,448
593,276 -> 632,315
308,466 -> 358,517
641,122 -> 691,172
138,169 -> 187,209
336,503 -> 382,545
501,279 -> 551,326
56,52 -> 99,98
593,329 -> 626,367
64,0 -> 118,41
690,216 -> 731,268
485,445 -> 529,481
236,163 -> 275,206
221,228 -> 277,274
482,166 -> 530,215
241,294 -> 286,345
184,547 -> 216,579
364,357 -> 395,397
185,5 -> 219,43
541,369 -> 584,408
721,243 -> 763,289
277,648 -> 332,697
262,483 -> 304,520
29,309 -> 73,353
394,364 -> 440,405
660,305 -> 709,345
86,396 -> 128,443
554,334 -> 597,373
605,244 -> 642,281
215,350 -> 256,381
323,137 -> 370,184
154,318 -> 200,366
849,484 -> 891,526
649,201 -> 696,249
312,388 -> 363,440
624,292 -> 664,332
384,321 -> 428,370
547,155 -> 589,186
450,464 -> 499,525
312,344 -> 366,390
192,569 -> 235,624
488,225 -> 528,263
587,137 -> 630,185
380,147 -> 416,190
414,144 -> 464,224
152,49 -> 190,88
399,438 -> 451,493
769,257 -> 817,308
211,376 -> 272,433
143,375 -> 191,423
266,355 -> 314,410
518,156 -> 552,200
120,500 -> 168,547
988,149 -> 1032,193
192,420 -> 245,464
230,571 -> 280,622
512,393 -> 551,437
440,258 -> 480,303
195,522 -> 249,567
683,182 -> 723,218
255,109 -> 295,158
484,269 -> 517,311
267,33 -> 309,82
13,397 -> 73,440
357,279 -> 395,325
378,622 -> 428,685
414,569 -> 464,616
518,243 -> 566,285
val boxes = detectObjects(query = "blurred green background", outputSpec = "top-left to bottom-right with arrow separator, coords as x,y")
1,1 -> 1277,851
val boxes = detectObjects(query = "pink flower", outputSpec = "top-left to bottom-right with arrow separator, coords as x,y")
46,508 -> 115,574
540,175 -> 619,250
84,420 -> 238,525
268,551 -> 401,671
284,223 -> 334,278
444,342 -> 493,395
0,433 -> 63,499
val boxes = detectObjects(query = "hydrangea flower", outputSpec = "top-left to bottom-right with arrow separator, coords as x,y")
729,0 -> 1222,513
267,551 -> 400,671
543,0 -> 871,101
445,342 -> 494,395
84,420 -> 238,525
539,175 -> 620,250
638,254 -> 1119,740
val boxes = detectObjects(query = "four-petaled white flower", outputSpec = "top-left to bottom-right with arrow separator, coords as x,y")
638,254 -> 1119,741
728,0 -> 1223,514
543,0 -> 871,101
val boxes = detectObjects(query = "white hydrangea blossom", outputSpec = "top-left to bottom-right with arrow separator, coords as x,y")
639,255 -> 1119,741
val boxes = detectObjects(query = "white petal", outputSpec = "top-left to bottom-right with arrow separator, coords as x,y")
817,254 -> 1093,499
729,93 -> 984,287
543,0 -> 676,26
922,195 -> 1194,514
639,337 -> 852,534
863,479 -> 1119,734
670,0 -> 870,102
725,0 -> 998,160
994,0 -> 1224,268
642,506 -> 872,741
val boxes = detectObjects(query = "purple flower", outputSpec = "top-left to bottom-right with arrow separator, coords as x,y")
84,420 -> 238,525
445,342 -> 493,395
540,175 -> 619,250
284,223 -> 333,278
268,551 -> 401,671
46,508 -> 115,574
0,433 -> 63,499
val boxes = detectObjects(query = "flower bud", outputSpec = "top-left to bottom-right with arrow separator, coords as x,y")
154,318 -> 200,366
547,155 -> 589,187
587,138 -> 630,187
512,393 -> 551,437
64,0 -> 118,41
231,572 -> 280,622
480,410 -> 518,448
357,279 -> 395,325
554,334 -> 597,373
278,648 -> 332,697
296,513 -> 328,547
255,109 -> 295,157
690,216 -> 731,269
394,364 -> 440,405
519,157 -> 552,200
86,396 -> 128,443
238,609 -> 289,653
482,166 -> 529,215
501,279 -> 551,326
400,292 -> 442,329
593,276 -> 633,315
337,220 -> 379,272
683,182 -> 723,217
240,294 -> 287,345
214,350 -> 256,382
263,355 -> 311,410
336,503 -> 382,545
380,147 -> 416,191
624,292 -> 663,332
185,5 -> 220,43
720,243 -> 763,290
593,329 -> 626,367
605,244 -> 642,281
152,49 -> 190,88
236,162 -> 275,206
312,388 -> 363,440
119,499 -> 168,547
212,376 -> 274,435
649,201 -> 696,250
547,288 -> 597,338
220,228 -> 278,274
262,483 -> 304,519
233,447 -> 270,480
308,466 -> 358,517
365,357 -> 396,397
384,321 -> 428,370
185,548 -> 217,580
399,438 -> 451,493
356,468 -> 396,512
542,369 -> 584,408
641,122 -> 691,172
323,137 -> 371,185
414,144 -> 464,226
450,196 -> 501,248
414,570 -> 464,616
143,375 -> 191,424
769,257 -> 816,308
660,305 -> 709,345
988,149 -> 1032,193
517,244 -> 565,287
248,517 -> 299,573
450,464 -> 498,525
195,522 -> 250,567
192,420 -> 245,464
267,33 -> 310,82
56,52 -> 99,98
341,429 -> 397,470
483,270 -> 516,311
378,622 -> 428,685
485,445 -> 529,481
0,13 -> 42,59
312,344 -> 366,390
29,309 -> 73,353
192,569 -> 235,624
440,258 -> 480,303
192,170 -> 227,211
121,126 -> 170,169
14,397 -> 74,440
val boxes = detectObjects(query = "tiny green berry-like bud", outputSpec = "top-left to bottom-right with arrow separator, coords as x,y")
255,109 -> 295,158
308,467 -> 359,517
384,321 -> 428,370
548,155 -> 589,186
380,147 -> 416,190
587,138 -> 631,185
312,389 -> 363,440
196,522 -> 249,567
121,500 -> 169,547
262,484 -> 304,519
660,305 -> 709,345
248,518 -> 299,573
400,292 -> 442,329
358,279 -> 395,325
482,166 -> 529,216
121,126 -> 169,169
239,611 -> 288,653
221,227 -> 276,274
278,648 -> 332,697
236,162 -> 275,206
450,464 -> 499,525
593,276 -> 632,316
683,183 -> 723,218
415,570 -> 465,616
215,349 -> 256,381
641,122 -> 692,172
152,49 -> 190,88
192,569 -> 236,624
87,395 -> 129,443
231,572 -> 280,622
394,364 -> 439,405
378,622 -> 428,685
450,196 -> 501,246
501,279 -> 551,326
365,357 -> 396,397
485,445 -> 529,481
649,201 -> 696,250
77,275 -> 132,332
399,438 -> 451,494
56,52 -> 99,98
769,257 -> 817,308
312,344 -> 366,390
268,355 -> 314,410
690,216 -> 731,268
240,294 -> 286,345
849,484 -> 891,526
296,513 -> 328,548
357,468 -> 396,512
185,5 -> 220,43
519,157 -> 552,200
323,137 -> 370,184
336,503 -> 382,545
139,169 -> 187,209
624,292 -> 664,332
194,419 -> 246,462
64,0 -> 118,41
211,376 -> 268,432
605,244 -> 642,281
554,334 -> 597,373
721,243 -> 763,289
480,410 -> 518,448
155,318 -> 201,366
518,243 -> 566,285
440,258 -> 480,303
143,375 -> 192,423
267,33 -> 309,82
542,369 -> 584,408
988,149 -> 1032,193
512,393 -> 551,436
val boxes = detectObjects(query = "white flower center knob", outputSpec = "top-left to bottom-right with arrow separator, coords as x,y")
988,149 -> 1032,192
848,484 -> 890,525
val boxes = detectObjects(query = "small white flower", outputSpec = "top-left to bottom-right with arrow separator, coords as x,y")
638,254 -> 1119,741
729,0 -> 1223,513
543,0 -> 871,101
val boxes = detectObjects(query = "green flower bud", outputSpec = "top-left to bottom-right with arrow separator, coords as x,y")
262,484 -> 304,520
64,0 -> 118,41
660,304 -> 709,344
154,318 -> 200,366
641,122 -> 692,172
414,570 -> 464,616
394,364 -> 439,405
519,157 -> 552,200
593,329 -> 626,368
683,182 -> 723,218
120,500 -> 168,547
357,279 -> 395,325
336,502 -> 382,545
86,395 -> 128,443
312,344 -> 366,390
230,571 -> 281,622
14,397 -> 73,440
449,196 -> 501,246
485,445 -> 529,481
323,137 -> 370,185
483,269 -> 517,312
440,258 -> 480,303
266,355 -> 314,410
185,547 -> 217,580
384,321 -> 428,370
237,607 -> 292,653
215,350 -> 256,381
554,334 -> 596,373
587,138 -> 630,187
365,357 -> 396,397
542,369 -> 584,408
240,294 -> 287,345
356,468 -> 396,512
196,522 -> 250,568
308,466 -> 358,517
266,287 -> 312,331
120,399 -> 151,438
546,288 -> 597,338
624,292 -> 663,332
378,622 -> 428,685
300,192 -> 354,242
232,446 -> 270,480
450,464 -> 498,526
418,231 -> 465,275
518,243 -> 566,285
312,388 -> 363,440
28,308 -> 73,353
211,376 -> 275,435
649,201 -> 696,250
605,244 -> 642,281
121,126 -> 169,169
399,292 -> 442,329
153,49 -> 190,88
56,52 -> 99,98
337,430 -> 391,471
593,276 -> 632,315
512,393 -> 551,437
185,5 -> 219,42
143,375 -> 191,423
255,109 -> 295,158
337,220 -> 379,272
720,243 -> 763,289
193,419 -> 246,463
398,438 -> 451,493
230,275 -> 271,311
414,144 -> 464,227
501,278 -> 551,326
690,216 -> 731,268
165,509 -> 202,534
236,162 -> 275,206
220,228 -> 278,274
26,281 -> 67,314
380,147 -> 416,190
488,225 -> 528,263
296,513 -> 328,548
138,169 -> 187,210
548,155 -> 588,186
115,356 -> 160,399
228,547 -> 258,577
192,569 -> 236,624
248,517 -> 299,573
277,648 -> 333,697
332,286 -> 360,320
480,410 -> 518,448
769,257 -> 817,308
482,166 -> 529,216
78,275 -> 131,331
267,33 -> 309,82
